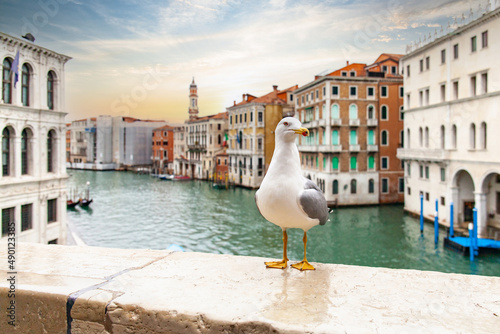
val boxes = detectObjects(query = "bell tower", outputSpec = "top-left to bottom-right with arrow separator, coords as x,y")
188,77 -> 199,120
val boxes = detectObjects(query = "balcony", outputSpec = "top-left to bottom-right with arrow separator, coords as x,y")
367,119 -> 378,127
298,145 -> 318,152
349,119 -> 360,127
187,144 -> 207,152
397,148 -> 448,162
367,145 -> 378,152
349,144 -> 360,152
330,119 -> 342,126
332,145 -> 342,152
317,119 -> 327,127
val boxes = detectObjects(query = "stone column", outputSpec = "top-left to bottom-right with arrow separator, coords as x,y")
474,191 -> 487,237
449,186 -> 459,225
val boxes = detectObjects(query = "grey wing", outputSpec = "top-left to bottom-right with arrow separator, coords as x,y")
298,179 -> 329,225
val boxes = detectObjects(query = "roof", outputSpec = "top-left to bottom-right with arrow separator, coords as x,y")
229,85 -> 297,109
186,111 -> 228,124
326,63 -> 367,77
153,124 -> 175,131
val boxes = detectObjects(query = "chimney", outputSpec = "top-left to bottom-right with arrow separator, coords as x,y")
273,85 -> 278,91
233,100 -> 236,106
242,94 -> 245,101
346,61 -> 350,66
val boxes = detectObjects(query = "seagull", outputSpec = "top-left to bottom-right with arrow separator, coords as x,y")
255,117 -> 329,271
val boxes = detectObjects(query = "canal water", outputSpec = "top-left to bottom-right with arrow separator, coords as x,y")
67,170 -> 500,277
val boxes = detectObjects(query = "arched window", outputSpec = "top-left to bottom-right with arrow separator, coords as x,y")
368,130 -> 375,145
47,130 -> 56,173
368,155 -> 375,169
322,104 -> 326,119
332,156 -> 339,170
21,128 -> 31,175
331,104 -> 339,119
350,156 -> 357,170
451,125 -> 457,149
400,130 -> 404,148
381,105 -> 388,120
470,123 -> 476,149
350,179 -> 357,194
47,70 -> 56,110
2,127 -> 13,176
332,180 -> 338,194
424,127 -> 429,147
407,129 -> 411,148
367,105 -> 375,119
440,125 -> 445,149
381,130 -> 388,146
218,134 -> 221,145
349,104 -> 357,119
315,106 -> 319,120
22,64 -> 30,106
332,130 -> 339,145
399,105 -> 404,120
480,122 -> 487,149
322,129 -> 326,145
239,131 -> 243,149
419,127 -> 423,147
368,179 -> 374,193
2,58 -> 13,104
350,130 -> 357,145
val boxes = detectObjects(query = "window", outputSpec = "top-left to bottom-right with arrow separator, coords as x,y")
381,157 -> 388,170
2,207 -> 15,237
482,31 -> 488,48
452,124 -> 457,149
406,93 -> 411,109
480,122 -> 487,149
399,86 -> 403,98
440,168 -> 446,182
363,179 -> 373,195
406,65 -> 410,77
367,87 -> 374,98
419,165 -> 424,178
315,89 -> 319,99
2,58 -> 12,104
258,111 -> 263,123
440,83 -> 446,102
332,86 -> 339,96
381,130 -> 388,146
331,104 -> 339,119
48,198 -> 57,223
425,166 -> 430,179
310,92 -> 314,101
2,127 -> 11,176
322,87 -> 326,97
382,65 -> 387,72
21,203 -> 33,231
250,112 -> 253,122
332,130 -> 339,145
47,130 -> 55,172
350,130 -> 357,145
407,162 -> 411,176
419,90 -> 423,107
424,127 -> 429,147
244,113 -> 247,122
440,125 -> 445,149
22,64 -> 30,106
47,70 -> 56,110
481,73 -> 488,94
425,56 -> 430,70
470,123 -> 476,149
368,156 -> 375,170
441,197 -> 446,206
471,36 -> 477,52
350,179 -> 357,194
399,178 -> 404,193
425,89 -> 429,106
229,115 -> 232,125
239,114 -> 242,123
21,128 -> 30,175
381,105 -> 388,120
391,66 -> 397,75
341,71 -> 347,77
382,178 -> 389,193
407,187 -> 411,195
350,156 -> 357,170
453,80 -> 459,99
332,180 -> 339,194
368,130 -> 375,145
349,86 -> 357,98
441,49 -> 446,64
349,104 -> 357,119
367,105 -> 374,119
419,59 -> 423,72
399,106 -> 404,120
381,86 -> 388,97
350,71 -> 356,77
453,44 -> 459,59
425,192 -> 429,201
471,75 -> 477,96
332,156 -> 339,170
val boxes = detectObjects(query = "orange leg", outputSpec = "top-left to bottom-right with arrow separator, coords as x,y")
291,231 -> 315,271
265,229 -> 288,269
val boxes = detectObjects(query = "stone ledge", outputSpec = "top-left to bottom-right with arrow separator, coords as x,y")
0,243 -> 499,333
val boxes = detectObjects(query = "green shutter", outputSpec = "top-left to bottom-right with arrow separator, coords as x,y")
323,157 -> 326,169
332,157 -> 339,170
350,156 -> 357,170
332,130 -> 339,145
350,130 -> 357,145
368,156 -> 374,169
368,130 -> 374,145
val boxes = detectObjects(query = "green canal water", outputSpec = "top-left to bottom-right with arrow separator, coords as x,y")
67,170 -> 500,277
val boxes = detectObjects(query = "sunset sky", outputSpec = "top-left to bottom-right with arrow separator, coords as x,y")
0,0 -> 482,122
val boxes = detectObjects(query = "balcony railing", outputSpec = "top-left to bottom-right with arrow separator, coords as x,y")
349,119 -> 360,126
397,148 -> 448,161
187,144 -> 207,152
367,119 -> 378,127
367,145 -> 378,152
349,144 -> 360,152
330,119 -> 342,126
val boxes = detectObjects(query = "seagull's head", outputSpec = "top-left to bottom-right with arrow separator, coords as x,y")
275,117 -> 309,143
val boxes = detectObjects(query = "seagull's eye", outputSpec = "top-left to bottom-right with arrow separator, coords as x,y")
283,122 -> 289,126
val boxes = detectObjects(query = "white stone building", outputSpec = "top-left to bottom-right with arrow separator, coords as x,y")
398,5 -> 500,238
1,32 -> 70,244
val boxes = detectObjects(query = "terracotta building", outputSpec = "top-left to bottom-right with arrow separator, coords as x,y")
152,125 -> 174,174
295,54 -> 404,206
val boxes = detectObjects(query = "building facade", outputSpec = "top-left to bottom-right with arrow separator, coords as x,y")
227,85 -> 297,188
69,117 -> 96,164
398,5 -> 500,238
1,32 -> 70,244
295,54 -> 404,206
152,125 -> 174,174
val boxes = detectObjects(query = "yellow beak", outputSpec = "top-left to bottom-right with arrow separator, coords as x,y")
293,127 -> 309,137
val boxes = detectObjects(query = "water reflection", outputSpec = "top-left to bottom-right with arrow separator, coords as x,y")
67,170 -> 500,277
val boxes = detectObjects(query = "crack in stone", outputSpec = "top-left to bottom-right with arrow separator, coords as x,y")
66,254 -> 172,334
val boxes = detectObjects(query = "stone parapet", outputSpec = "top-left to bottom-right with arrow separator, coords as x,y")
1,243 -> 499,333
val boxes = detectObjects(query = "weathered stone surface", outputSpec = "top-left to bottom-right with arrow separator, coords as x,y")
1,243 -> 499,333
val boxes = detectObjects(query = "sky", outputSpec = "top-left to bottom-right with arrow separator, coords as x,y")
0,0 -> 486,123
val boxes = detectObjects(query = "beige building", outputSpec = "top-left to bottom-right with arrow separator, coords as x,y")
1,32 -> 71,244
